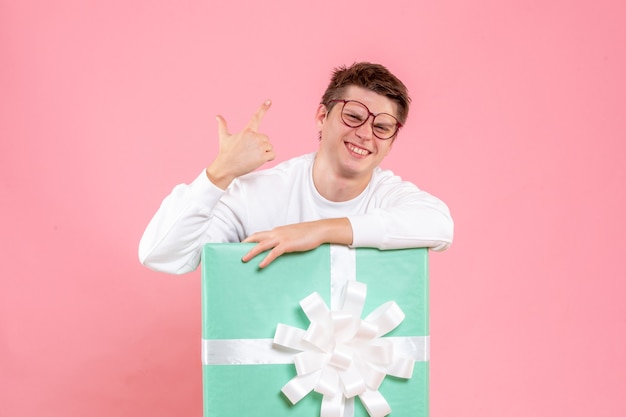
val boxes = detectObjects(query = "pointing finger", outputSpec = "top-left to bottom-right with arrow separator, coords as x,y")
246,100 -> 272,131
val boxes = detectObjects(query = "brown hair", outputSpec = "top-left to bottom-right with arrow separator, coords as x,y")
321,62 -> 411,125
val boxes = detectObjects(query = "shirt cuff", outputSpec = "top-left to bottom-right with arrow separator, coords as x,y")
188,169 -> 226,208
347,214 -> 386,248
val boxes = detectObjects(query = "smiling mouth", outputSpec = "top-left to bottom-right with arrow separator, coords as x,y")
345,142 -> 371,156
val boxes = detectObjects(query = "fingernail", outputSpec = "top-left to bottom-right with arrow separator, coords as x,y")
265,100 -> 271,106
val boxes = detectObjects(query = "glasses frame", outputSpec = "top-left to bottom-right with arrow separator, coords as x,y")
329,99 -> 402,140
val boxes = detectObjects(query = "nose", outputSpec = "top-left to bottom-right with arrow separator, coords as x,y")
354,115 -> 374,140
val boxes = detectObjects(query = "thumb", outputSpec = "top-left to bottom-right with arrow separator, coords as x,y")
216,115 -> 229,138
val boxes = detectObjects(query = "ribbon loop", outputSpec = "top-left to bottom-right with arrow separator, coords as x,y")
340,280 -> 367,317
315,366 -> 340,396
364,301 -> 405,337
274,323 -> 308,351
331,311 -> 359,344
282,371 -> 319,404
301,292 -> 330,322
329,347 -> 353,371
320,391 -> 345,417
339,364 -> 367,398
359,389 -> 392,417
294,350 -> 325,375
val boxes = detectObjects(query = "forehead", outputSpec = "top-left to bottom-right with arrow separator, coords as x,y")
342,85 -> 398,117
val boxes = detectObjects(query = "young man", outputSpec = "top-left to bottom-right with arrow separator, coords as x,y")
139,62 -> 453,274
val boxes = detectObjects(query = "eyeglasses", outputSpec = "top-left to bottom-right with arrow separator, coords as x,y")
329,99 -> 402,140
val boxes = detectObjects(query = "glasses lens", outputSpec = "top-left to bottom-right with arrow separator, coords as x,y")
340,101 -> 398,139
371,114 -> 398,139
341,101 -> 369,127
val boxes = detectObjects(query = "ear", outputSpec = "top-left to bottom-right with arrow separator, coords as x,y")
315,103 -> 328,130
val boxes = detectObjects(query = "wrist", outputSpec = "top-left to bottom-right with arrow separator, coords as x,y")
318,218 -> 353,246
205,165 -> 235,190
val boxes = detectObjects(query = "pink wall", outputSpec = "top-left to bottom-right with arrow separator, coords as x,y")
2,0 -> 625,416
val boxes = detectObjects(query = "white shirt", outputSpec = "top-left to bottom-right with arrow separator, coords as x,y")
139,153 -> 453,274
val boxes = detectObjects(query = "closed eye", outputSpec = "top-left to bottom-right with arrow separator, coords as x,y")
345,112 -> 365,123
374,124 -> 393,134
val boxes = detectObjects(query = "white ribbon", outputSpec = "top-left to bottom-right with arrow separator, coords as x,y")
273,280 -> 418,417
202,336 -> 428,365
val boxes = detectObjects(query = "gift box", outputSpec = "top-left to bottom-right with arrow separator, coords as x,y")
201,243 -> 429,417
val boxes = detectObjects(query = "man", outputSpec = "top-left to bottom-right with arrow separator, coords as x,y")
139,62 -> 453,274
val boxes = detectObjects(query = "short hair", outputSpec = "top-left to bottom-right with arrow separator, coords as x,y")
320,62 -> 411,125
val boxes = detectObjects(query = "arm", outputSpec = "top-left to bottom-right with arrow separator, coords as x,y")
138,173 -> 234,274
241,176 -> 453,268
138,101 -> 275,274
348,180 -> 454,251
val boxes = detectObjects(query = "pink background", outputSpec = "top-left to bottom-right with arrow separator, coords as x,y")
2,0 -> 625,415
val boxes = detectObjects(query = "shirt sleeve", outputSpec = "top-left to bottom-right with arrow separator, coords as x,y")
347,179 -> 454,251
138,170 -> 240,274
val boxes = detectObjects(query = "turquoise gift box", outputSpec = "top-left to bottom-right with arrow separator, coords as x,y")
201,243 -> 430,417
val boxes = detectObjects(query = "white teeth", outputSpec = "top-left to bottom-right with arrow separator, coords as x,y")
347,143 -> 369,156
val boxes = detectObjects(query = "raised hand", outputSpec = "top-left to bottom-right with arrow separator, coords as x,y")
206,100 -> 275,189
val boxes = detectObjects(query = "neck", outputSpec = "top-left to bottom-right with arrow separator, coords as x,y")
312,155 -> 371,202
